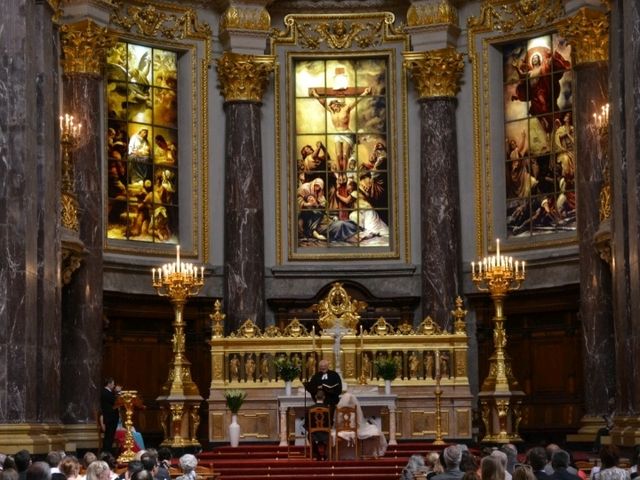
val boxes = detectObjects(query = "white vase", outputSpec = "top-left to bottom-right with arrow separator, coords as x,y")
285,381 -> 292,396
384,379 -> 392,395
229,414 -> 240,447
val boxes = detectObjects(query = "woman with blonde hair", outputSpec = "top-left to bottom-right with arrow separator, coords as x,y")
482,455 -> 506,480
85,461 -> 111,480
426,451 -> 444,479
59,456 -> 80,480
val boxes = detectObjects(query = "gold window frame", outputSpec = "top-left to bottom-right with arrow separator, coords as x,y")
271,13 -> 410,263
103,1 -> 212,262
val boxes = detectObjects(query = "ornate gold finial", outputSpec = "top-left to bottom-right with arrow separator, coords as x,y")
220,4 -> 271,33
210,300 -> 226,338
216,52 -> 275,102
451,296 -> 468,335
469,0 -> 565,33
404,47 -> 464,99
370,317 -> 395,336
407,0 -> 458,27
232,318 -> 263,338
312,282 -> 367,332
110,2 -> 212,39
416,316 -> 443,335
559,7 -> 609,65
60,20 -> 116,76
283,318 -> 308,337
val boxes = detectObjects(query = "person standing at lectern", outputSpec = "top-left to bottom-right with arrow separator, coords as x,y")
100,377 -> 122,454
305,359 -> 342,421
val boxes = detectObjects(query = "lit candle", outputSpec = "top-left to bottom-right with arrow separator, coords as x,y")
435,350 -> 441,379
471,261 -> 475,276
522,261 -> 526,274
176,245 -> 180,268
360,325 -> 364,351
201,266 -> 204,280
152,268 -> 156,282
59,115 -> 63,132
496,238 -> 500,259
515,260 -> 519,274
312,325 -> 316,352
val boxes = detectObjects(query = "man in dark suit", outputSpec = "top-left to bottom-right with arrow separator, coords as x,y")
527,446 -> 552,480
305,359 -> 342,421
100,377 -> 121,454
548,450 -> 582,480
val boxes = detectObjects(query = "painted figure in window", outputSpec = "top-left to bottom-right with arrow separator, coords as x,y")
297,177 -> 329,241
128,128 -> 151,184
298,141 -> 327,184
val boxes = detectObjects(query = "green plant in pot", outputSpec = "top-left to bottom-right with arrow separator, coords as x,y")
224,389 -> 247,415
375,357 -> 398,394
274,356 -> 302,382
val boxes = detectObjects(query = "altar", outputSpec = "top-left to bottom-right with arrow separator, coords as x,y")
277,389 -> 398,446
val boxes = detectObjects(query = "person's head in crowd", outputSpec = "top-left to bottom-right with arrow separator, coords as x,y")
491,450 -> 509,474
15,451 -> 31,473
0,454 -> 6,472
156,449 -> 171,468
461,450 -> 479,473
546,444 -> 561,463
481,455 -> 505,480
124,461 -> 143,480
401,454 -> 426,480
502,445 -> 518,474
45,452 -> 63,470
426,451 -> 444,475
130,471 -> 150,480
1,469 -> 19,480
513,464 -> 535,480
59,457 -> 79,480
551,450 -> 570,471
85,462 -> 110,480
139,454 -> 156,475
97,453 -> 115,473
178,455 -> 197,475
527,447 -> 547,472
81,453 -> 96,470
26,463 -> 50,480
3,456 -> 17,472
443,445 -> 463,470
464,471 -> 481,480
600,445 -> 620,469
133,451 -> 147,462
481,447 -> 495,459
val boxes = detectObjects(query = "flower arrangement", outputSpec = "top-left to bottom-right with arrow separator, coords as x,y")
224,389 -> 247,414
374,357 -> 398,381
274,356 -> 301,382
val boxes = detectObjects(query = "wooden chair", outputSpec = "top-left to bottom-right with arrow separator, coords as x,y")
334,405 -> 359,460
307,406 -> 332,460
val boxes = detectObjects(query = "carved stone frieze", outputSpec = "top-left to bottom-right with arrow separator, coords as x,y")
468,0 -> 564,33
404,47 -> 464,99
216,52 -> 275,102
559,7 -> 609,65
60,20 -> 116,76
407,0 -> 458,27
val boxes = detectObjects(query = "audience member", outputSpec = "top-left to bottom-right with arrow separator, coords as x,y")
464,472 -> 481,480
630,445 -> 640,479
1,469 -> 19,480
527,447 -> 551,480
26,463 -> 50,480
3,457 -> 17,473
502,445 -> 519,475
155,449 -> 171,480
58,456 -> 80,480
514,464 -> 536,480
119,461 -> 143,480
461,450 -> 479,474
492,450 -> 513,480
45,452 -> 64,480
425,451 -> 445,479
175,455 -> 197,480
401,454 -> 426,480
85,462 -> 110,480
15,451 -> 31,480
548,450 -> 581,480
433,445 -> 464,480
593,446 -> 630,480
77,453 -> 96,480
482,456 -> 505,480
97,453 -> 116,480
545,445 -> 578,476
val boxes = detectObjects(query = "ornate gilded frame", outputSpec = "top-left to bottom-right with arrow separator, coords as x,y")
467,0 -> 576,257
103,0 -> 212,261
270,13 -> 410,262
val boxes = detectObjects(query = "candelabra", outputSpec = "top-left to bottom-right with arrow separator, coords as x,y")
433,351 -> 445,445
60,114 -> 81,232
116,390 -> 144,463
152,245 -> 205,450
471,239 -> 526,443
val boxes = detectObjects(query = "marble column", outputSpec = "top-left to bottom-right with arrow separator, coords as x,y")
0,0 -> 63,451
217,52 -> 275,332
404,48 -> 464,331
59,20 -> 113,438
561,7 -> 616,441
609,0 -> 640,444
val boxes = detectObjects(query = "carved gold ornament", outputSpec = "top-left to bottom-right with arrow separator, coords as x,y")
60,20 -> 116,76
216,52 -> 275,102
272,12 -> 400,50
451,296 -> 468,335
416,316 -> 443,335
312,282 -> 367,331
404,47 -> 464,99
407,0 -> 458,27
110,2 -> 212,39
469,0 -> 565,33
210,300 -> 226,338
220,5 -> 271,33
559,7 -> 609,65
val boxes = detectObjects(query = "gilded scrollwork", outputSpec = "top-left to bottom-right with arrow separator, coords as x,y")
60,20 -> 116,76
220,5 -> 271,33
283,318 -> 308,337
407,0 -> 458,27
231,318 -> 262,338
468,0 -> 564,33
110,1 -> 212,40
312,282 -> 367,331
404,47 -> 464,99
61,194 -> 80,232
559,7 -> 609,65
369,317 -> 395,336
415,316 -> 443,335
216,52 -> 275,102
209,299 -> 226,338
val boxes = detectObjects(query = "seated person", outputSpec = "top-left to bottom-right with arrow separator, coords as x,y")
306,390 -> 331,461
334,391 -> 388,458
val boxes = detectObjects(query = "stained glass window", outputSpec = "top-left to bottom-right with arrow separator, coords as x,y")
293,58 -> 390,249
106,41 -> 178,243
503,34 -> 576,238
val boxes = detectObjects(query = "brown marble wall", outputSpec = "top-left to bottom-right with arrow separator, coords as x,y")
574,62 -> 615,416
60,75 -> 104,423
0,1 -> 61,422
419,98 -> 461,331
610,0 -> 640,415
223,101 -> 265,332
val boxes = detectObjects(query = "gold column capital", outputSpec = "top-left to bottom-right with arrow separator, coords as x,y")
220,4 -> 271,34
407,0 -> 458,27
216,52 -> 275,102
60,19 -> 116,77
403,47 -> 464,99
559,7 -> 609,65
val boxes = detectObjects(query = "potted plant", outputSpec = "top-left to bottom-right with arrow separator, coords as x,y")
374,357 -> 398,394
274,357 -> 301,395
224,389 -> 246,447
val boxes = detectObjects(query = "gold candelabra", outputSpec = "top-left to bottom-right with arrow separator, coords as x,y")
471,239 -> 526,443
358,325 -> 368,385
60,113 -> 82,232
152,245 -> 205,450
116,390 -> 144,463
433,351 -> 445,445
